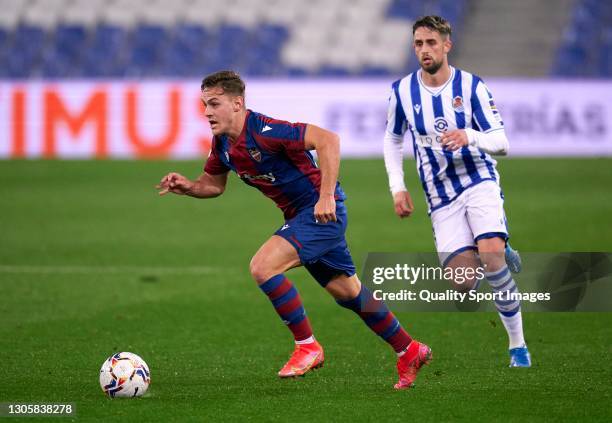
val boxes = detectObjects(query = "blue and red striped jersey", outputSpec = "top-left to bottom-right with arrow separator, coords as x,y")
204,110 -> 346,219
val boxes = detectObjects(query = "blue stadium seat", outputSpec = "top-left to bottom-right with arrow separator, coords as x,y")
55,24 -> 88,45
8,24 -> 46,77
159,24 -> 210,77
256,24 -> 288,45
216,24 -> 252,60
40,24 -> 89,78
0,28 -> 8,77
554,45 -> 589,77
174,23 -> 208,47
387,0 -> 424,19
0,27 -> 8,46
601,50 -> 612,77
41,52 -> 72,78
246,24 -> 287,72
127,25 -> 168,76
361,66 -> 393,76
599,28 -> 612,77
440,0 -> 466,29
81,24 -> 129,77
286,67 -> 309,77
552,0 -> 612,76
318,65 -> 351,77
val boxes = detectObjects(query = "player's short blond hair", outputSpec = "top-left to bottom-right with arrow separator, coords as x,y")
201,70 -> 245,97
413,15 -> 452,38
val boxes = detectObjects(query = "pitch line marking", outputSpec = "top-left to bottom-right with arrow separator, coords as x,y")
0,265 -> 224,275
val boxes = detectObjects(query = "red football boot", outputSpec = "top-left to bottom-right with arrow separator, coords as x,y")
394,340 -> 432,389
278,341 -> 324,378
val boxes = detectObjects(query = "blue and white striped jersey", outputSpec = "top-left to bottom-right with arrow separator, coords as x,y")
386,66 -> 505,213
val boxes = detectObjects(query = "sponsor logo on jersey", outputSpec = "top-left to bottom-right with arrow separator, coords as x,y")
224,151 -> 230,161
280,224 -> 290,231
416,134 -> 442,146
414,104 -> 422,114
434,117 -> 449,133
262,125 -> 273,133
248,147 -> 262,162
240,172 -> 276,183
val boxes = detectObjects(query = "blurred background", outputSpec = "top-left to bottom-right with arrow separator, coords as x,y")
0,0 -> 610,78
0,0 -> 610,158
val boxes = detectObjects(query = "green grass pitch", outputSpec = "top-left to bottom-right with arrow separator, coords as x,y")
1,158 -> 611,422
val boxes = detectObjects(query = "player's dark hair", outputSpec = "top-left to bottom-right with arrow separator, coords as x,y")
413,15 -> 452,38
201,70 -> 245,97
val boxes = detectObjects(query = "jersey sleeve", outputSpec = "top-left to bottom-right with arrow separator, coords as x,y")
471,79 -> 505,133
385,80 -> 408,137
203,137 -> 230,175
252,117 -> 307,153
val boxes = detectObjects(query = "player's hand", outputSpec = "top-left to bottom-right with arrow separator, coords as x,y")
441,129 -> 469,151
393,191 -> 414,218
156,172 -> 194,196
314,194 -> 337,224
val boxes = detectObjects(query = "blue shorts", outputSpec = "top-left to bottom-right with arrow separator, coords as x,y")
274,201 -> 356,287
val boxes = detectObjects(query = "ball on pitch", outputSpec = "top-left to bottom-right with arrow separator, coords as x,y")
99,352 -> 150,398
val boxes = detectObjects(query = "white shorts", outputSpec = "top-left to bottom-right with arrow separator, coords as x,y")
431,181 -> 508,265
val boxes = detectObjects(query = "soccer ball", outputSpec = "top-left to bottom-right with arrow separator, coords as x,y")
99,352 -> 150,398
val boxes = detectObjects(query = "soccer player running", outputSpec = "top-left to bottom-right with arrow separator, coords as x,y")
157,71 -> 431,389
383,16 -> 531,367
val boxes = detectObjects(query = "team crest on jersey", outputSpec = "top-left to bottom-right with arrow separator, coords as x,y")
248,147 -> 262,162
453,96 -> 464,112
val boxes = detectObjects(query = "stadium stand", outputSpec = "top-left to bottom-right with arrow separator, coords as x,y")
453,0 -> 575,77
552,0 -> 612,77
0,0 -> 467,78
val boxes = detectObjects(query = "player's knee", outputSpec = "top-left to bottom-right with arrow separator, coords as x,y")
479,252 -> 505,272
477,238 -> 506,272
452,277 -> 478,292
477,237 -> 504,253
249,256 -> 271,284
326,274 -> 361,301
445,255 -> 480,291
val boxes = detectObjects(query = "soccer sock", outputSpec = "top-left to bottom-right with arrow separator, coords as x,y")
336,284 -> 412,354
259,274 -> 313,342
485,265 -> 526,349
295,336 -> 315,345
499,311 -> 525,349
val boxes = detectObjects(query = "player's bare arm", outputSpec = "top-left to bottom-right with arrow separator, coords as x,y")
304,124 -> 340,224
156,171 -> 228,198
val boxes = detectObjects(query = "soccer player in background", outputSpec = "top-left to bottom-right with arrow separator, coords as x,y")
383,16 -> 531,367
157,71 -> 431,389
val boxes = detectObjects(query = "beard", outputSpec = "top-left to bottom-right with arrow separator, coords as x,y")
421,58 -> 443,75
